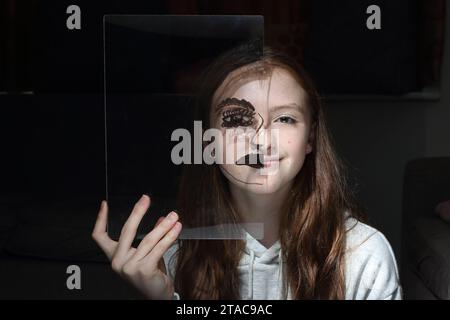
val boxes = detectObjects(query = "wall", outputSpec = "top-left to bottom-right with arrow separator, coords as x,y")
324,5 -> 449,264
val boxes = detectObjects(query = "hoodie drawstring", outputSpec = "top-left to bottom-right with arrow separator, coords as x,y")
278,250 -> 285,299
247,250 -> 255,299
247,249 -> 286,300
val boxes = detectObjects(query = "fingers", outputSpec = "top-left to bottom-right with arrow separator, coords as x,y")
114,195 -> 151,262
92,200 -> 117,260
143,221 -> 182,266
132,211 -> 180,262
155,216 -> 164,227
93,200 -> 108,234
158,256 -> 167,275
155,218 -> 169,275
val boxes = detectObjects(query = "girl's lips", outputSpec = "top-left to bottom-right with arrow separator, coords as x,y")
262,158 -> 283,168
235,154 -> 283,169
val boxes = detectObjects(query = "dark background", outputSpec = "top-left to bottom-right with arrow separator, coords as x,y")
0,0 -> 448,299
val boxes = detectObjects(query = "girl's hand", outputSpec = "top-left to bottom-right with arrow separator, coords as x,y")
92,195 -> 182,299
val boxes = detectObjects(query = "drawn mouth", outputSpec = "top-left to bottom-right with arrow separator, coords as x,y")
235,153 -> 265,169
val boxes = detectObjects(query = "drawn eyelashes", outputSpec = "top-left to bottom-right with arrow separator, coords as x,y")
219,98 -> 256,128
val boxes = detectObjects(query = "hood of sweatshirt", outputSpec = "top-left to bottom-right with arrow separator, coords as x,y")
240,230 -> 290,300
164,227 -> 291,300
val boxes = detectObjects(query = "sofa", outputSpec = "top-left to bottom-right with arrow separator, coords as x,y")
401,157 -> 450,300
0,196 -> 143,299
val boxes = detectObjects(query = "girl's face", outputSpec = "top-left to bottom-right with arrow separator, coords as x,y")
210,66 -> 313,194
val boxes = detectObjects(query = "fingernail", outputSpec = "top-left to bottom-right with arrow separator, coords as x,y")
173,222 -> 182,231
167,211 -> 178,220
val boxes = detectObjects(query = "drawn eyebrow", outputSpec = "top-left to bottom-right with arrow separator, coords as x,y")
215,97 -> 255,114
215,100 -> 306,121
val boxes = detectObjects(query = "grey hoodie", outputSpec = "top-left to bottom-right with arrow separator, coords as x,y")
163,216 -> 402,300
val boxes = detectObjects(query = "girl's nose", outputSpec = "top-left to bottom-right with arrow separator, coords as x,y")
250,127 -> 279,156
250,128 -> 269,151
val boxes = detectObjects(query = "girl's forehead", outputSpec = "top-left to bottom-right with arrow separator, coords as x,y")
213,67 -> 307,114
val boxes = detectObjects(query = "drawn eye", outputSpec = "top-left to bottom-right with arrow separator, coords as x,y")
275,116 -> 296,124
232,114 -> 242,121
221,107 -> 255,128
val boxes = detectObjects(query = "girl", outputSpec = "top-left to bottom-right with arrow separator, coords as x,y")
92,42 -> 402,300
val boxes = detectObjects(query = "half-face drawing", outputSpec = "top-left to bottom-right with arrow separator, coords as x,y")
218,97 -> 265,169
236,147 -> 264,169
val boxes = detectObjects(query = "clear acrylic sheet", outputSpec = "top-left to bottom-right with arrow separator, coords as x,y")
104,15 -> 265,241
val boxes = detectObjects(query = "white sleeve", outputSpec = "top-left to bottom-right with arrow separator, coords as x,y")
345,222 -> 403,300
163,241 -> 181,300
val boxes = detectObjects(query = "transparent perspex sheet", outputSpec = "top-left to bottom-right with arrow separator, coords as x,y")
104,15 -> 264,241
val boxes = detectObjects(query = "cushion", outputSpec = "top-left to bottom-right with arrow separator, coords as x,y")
3,195 -> 172,263
435,200 -> 450,223
408,216 -> 450,299
4,197 -> 108,263
0,197 -> 20,251
0,254 -> 142,299
402,158 -> 450,222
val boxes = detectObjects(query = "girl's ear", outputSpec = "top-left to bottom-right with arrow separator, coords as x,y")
306,123 -> 315,154
306,143 -> 313,154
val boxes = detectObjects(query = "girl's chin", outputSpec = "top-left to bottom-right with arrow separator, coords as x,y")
220,165 -> 294,193
234,178 -> 284,195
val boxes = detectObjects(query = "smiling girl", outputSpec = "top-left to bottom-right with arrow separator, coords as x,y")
92,43 -> 402,300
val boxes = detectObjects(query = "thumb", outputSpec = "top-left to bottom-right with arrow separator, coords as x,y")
158,257 -> 168,275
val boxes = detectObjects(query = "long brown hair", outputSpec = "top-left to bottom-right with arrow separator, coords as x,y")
174,41 -> 364,299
